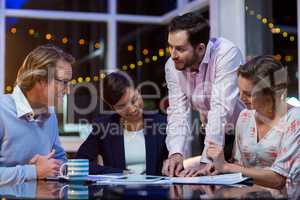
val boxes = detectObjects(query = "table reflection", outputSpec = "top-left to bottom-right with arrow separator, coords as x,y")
0,179 -> 298,199
169,184 -> 287,199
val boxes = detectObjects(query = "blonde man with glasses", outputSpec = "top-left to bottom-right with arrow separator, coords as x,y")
0,45 -> 74,185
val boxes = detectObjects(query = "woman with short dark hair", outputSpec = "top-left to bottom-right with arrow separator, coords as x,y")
76,72 -> 168,175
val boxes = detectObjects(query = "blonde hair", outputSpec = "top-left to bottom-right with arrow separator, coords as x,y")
16,44 -> 75,92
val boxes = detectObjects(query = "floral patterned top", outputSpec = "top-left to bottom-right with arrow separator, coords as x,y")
234,108 -> 300,179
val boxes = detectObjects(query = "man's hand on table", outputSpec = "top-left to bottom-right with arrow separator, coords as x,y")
162,153 -> 184,177
177,162 -> 215,177
29,150 -> 61,179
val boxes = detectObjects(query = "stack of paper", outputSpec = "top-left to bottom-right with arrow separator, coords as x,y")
171,173 -> 251,185
88,174 -> 126,181
90,175 -> 171,185
89,173 -> 251,186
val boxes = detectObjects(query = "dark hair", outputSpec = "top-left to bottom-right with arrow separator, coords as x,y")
101,72 -> 132,106
168,11 -> 210,47
237,55 -> 288,98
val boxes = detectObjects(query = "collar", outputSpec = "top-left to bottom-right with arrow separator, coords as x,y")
187,38 -> 216,74
11,86 -> 50,121
201,38 -> 214,64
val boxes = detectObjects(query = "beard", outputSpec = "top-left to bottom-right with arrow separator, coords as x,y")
174,51 -> 201,71
185,52 -> 201,70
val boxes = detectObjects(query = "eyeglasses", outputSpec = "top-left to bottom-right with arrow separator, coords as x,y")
55,77 -> 71,88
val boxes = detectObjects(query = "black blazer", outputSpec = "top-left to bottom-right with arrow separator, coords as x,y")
76,113 -> 169,175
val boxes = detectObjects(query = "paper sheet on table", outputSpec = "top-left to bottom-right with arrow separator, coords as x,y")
88,174 -> 126,181
93,175 -> 171,185
90,173 -> 251,186
171,173 -> 251,185
96,179 -> 171,185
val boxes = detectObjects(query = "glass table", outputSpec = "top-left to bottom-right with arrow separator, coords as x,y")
1,178 -> 298,199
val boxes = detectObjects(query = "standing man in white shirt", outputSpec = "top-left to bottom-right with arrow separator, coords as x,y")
162,11 -> 244,177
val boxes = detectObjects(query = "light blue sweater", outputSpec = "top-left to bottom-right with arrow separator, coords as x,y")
0,86 -> 67,185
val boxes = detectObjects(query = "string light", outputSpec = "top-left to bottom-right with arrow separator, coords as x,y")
10,25 -> 105,49
122,65 -> 128,71
290,36 -> 295,42
152,56 -> 158,61
271,27 -> 281,34
159,49 -> 165,57
10,27 -> 17,34
28,28 -> 35,35
85,77 -> 91,82
119,46 -> 168,71
166,47 -> 170,56
71,79 -> 77,85
45,33 -> 52,40
137,60 -> 143,66
282,32 -> 288,37
261,18 -> 268,24
77,77 -> 83,83
142,49 -> 149,55
9,26 -> 171,77
93,76 -> 99,81
100,73 -> 106,79
62,37 -> 68,44
246,4 -> 296,43
256,14 -> 262,20
268,23 -> 274,29
78,39 -> 85,45
129,63 -> 135,69
127,45 -> 134,51
10,26 -> 169,71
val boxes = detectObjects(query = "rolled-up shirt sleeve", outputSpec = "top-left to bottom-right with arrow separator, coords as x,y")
165,58 -> 191,156
201,47 -> 243,163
